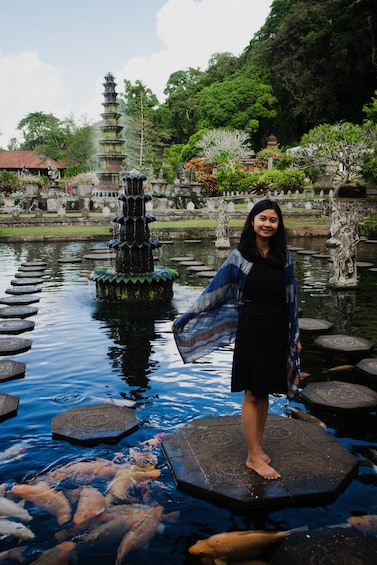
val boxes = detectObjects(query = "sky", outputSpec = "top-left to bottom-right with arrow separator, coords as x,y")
0,0 -> 272,147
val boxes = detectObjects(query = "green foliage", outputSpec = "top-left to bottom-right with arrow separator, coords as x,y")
214,165 -> 255,194
361,159 -> 377,184
261,169 -> 306,191
65,165 -> 84,178
0,170 -> 21,192
363,90 -> 377,124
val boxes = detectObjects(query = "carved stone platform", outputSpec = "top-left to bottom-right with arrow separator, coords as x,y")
356,358 -> 377,377
170,256 -> 195,262
186,265 -> 214,272
0,305 -> 38,318
20,261 -> 46,267
314,334 -> 374,354
0,319 -> 35,334
18,266 -> 45,272
52,404 -> 139,445
0,337 -> 32,355
15,271 -> 44,278
301,381 -> 377,412
11,278 -> 44,286
298,318 -> 333,333
57,257 -> 82,263
0,360 -> 26,382
161,414 -> 357,509
197,271 -> 217,278
0,295 -> 40,305
0,392 -> 19,421
178,261 -> 204,267
270,526 -> 377,564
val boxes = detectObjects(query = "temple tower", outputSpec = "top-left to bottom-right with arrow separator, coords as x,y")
96,73 -> 126,193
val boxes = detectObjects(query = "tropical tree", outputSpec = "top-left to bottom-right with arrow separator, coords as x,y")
17,112 -> 64,156
289,122 -> 377,191
196,129 -> 254,173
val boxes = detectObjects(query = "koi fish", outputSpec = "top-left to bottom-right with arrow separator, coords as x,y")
0,496 -> 32,522
289,407 -> 327,430
105,467 -> 161,505
188,530 -> 290,561
45,457 -> 121,484
348,514 -> 377,535
0,545 -> 26,563
73,486 -> 106,524
90,396 -> 135,408
115,505 -> 164,564
28,541 -> 76,565
0,518 -> 35,541
0,443 -> 28,464
11,481 -> 71,525
323,364 -> 354,374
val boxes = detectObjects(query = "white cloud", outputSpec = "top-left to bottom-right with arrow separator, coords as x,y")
0,51 -> 64,146
116,0 -> 271,101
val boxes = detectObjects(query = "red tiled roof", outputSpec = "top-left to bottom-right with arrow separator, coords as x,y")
0,151 -> 64,170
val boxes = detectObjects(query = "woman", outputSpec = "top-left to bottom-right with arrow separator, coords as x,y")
173,199 -> 301,480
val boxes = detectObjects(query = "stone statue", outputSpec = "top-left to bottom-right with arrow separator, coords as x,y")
48,164 -> 60,186
215,199 -> 230,248
326,200 -> 362,288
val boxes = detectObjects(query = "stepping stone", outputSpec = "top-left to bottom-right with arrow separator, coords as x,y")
18,266 -> 46,272
170,256 -> 195,262
160,240 -> 174,244
0,319 -> 34,334
0,337 -> 32,355
196,271 -> 217,278
357,261 -> 374,268
178,261 -> 204,267
356,358 -> 377,377
51,403 -> 139,445
296,249 -> 320,255
162,414 -> 357,509
315,253 -> 331,259
368,267 -> 377,273
270,526 -> 377,565
15,271 -> 44,278
11,278 -> 44,286
301,381 -> 377,412
298,318 -> 333,333
187,265 -> 214,272
20,261 -> 46,267
184,239 -> 202,243
83,253 -> 115,260
0,392 -> 19,421
314,334 -> 374,354
287,246 -> 305,251
0,295 -> 40,305
57,257 -> 82,263
0,305 -> 38,319
0,360 -> 26,382
5,285 -> 42,295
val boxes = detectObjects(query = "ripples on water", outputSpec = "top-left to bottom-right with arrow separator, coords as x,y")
0,239 -> 377,563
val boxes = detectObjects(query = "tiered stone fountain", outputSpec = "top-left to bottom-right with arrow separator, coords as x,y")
89,171 -> 178,302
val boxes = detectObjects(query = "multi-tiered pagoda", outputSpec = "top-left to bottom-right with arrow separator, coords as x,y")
96,73 -> 126,193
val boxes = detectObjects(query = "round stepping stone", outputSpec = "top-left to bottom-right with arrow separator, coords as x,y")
11,278 -> 44,286
184,239 -> 202,243
196,270 -> 217,278
356,358 -> 377,377
0,295 -> 40,305
0,360 -> 26,382
57,257 -> 82,263
357,261 -> 374,268
178,261 -> 204,267
170,256 -> 195,262
186,265 -> 214,272
368,267 -> 377,273
296,249 -> 319,255
0,305 -> 38,318
301,380 -> 377,411
0,337 -> 32,355
364,239 -> 377,244
0,392 -> 19,421
21,261 -> 46,267
15,271 -> 44,278
160,240 -> 174,244
18,266 -> 46,272
0,319 -> 34,334
299,318 -> 333,333
314,334 -> 374,353
83,253 -> 115,260
315,253 -> 331,259
270,526 -> 377,565
5,285 -> 42,295
52,403 -> 139,444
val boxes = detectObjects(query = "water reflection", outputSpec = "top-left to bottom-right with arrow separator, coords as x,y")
0,239 -> 376,564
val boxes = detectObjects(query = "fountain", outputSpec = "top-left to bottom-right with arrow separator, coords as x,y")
89,170 -> 178,302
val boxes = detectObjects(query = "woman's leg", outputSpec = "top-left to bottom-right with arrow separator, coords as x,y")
241,390 -> 281,480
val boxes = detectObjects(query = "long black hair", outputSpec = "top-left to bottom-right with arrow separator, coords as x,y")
237,199 -> 287,266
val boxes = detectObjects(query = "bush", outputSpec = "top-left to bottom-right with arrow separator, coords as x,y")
361,159 -> 377,184
260,169 -> 306,191
0,170 -> 21,193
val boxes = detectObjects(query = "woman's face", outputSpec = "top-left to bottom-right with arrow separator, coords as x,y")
252,208 -> 279,240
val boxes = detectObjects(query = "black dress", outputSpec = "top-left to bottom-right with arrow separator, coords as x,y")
231,256 -> 288,396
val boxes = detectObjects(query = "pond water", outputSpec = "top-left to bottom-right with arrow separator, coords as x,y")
0,238 -> 377,564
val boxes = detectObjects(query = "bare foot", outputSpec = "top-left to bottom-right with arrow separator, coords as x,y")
261,450 -> 271,464
246,457 -> 281,480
